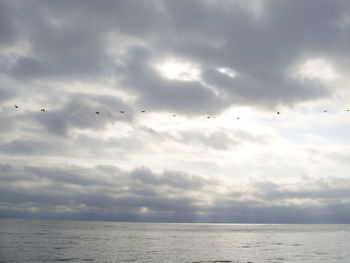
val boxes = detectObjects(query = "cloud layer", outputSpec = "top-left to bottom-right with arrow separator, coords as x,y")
1,0 -> 350,222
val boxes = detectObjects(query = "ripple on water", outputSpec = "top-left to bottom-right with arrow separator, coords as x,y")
191,261 -> 254,263
48,258 -> 79,262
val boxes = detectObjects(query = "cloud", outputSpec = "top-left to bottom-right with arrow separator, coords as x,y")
34,94 -> 133,136
0,0 -> 18,46
1,163 -> 350,223
2,0 -> 344,112
1,0 -> 350,223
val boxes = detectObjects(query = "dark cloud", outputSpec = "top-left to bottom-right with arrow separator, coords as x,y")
2,163 -> 350,223
0,0 -> 18,46
159,0 -> 345,108
2,0 -> 350,112
34,94 -> 133,136
1,139 -> 59,155
0,163 -> 204,221
117,47 -> 229,115
0,86 -> 15,103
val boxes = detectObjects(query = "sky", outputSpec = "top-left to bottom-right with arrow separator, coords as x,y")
1,0 -> 350,223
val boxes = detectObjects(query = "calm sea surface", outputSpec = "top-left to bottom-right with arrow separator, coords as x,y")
1,219 -> 350,263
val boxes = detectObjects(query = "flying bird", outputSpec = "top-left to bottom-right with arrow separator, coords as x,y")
95,111 -> 100,115
324,110 -> 327,112
206,116 -> 211,119
14,105 -> 19,109
277,111 -> 280,115
41,109 -> 45,112
172,114 -> 176,117
120,111 -> 124,114
141,110 -> 146,113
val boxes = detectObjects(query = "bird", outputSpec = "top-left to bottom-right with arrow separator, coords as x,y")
236,117 -> 240,119
206,116 -> 211,119
14,105 -> 19,109
277,111 -> 280,115
141,110 -> 146,113
172,114 -> 176,117
95,111 -> 100,115
120,110 -> 124,114
41,109 -> 45,112
324,110 -> 327,113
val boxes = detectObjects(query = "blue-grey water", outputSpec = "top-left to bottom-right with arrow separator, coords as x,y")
1,219 -> 350,262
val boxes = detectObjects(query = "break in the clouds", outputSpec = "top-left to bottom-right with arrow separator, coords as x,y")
1,0 -> 350,223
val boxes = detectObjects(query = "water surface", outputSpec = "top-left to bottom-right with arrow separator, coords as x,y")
1,219 -> 349,262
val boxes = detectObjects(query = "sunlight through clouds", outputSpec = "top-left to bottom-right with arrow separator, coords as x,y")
153,58 -> 201,81
1,0 -> 350,223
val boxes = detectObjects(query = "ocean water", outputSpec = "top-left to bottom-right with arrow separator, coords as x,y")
1,219 -> 350,263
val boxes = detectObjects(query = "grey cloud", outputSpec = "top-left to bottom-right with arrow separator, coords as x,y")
0,0 -> 18,46
8,2 -> 108,80
157,0 -> 349,107
0,163 -> 208,198
35,94 -> 133,136
2,163 -> 350,222
0,139 -> 59,155
2,0 -> 350,113
254,177 -> 350,202
118,47 -> 229,115
7,0 -> 164,80
2,0 -> 350,224
0,163 -> 203,221
131,167 -> 208,190
0,164 -> 114,187
0,86 -> 15,103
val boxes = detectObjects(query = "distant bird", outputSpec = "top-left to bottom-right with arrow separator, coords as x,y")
324,110 -> 327,113
172,114 -> 176,117
40,109 -> 45,112
277,111 -> 280,115
236,117 -> 240,119
141,110 -> 146,113
206,116 -> 211,119
95,111 -> 100,115
14,105 -> 19,109
120,110 -> 124,114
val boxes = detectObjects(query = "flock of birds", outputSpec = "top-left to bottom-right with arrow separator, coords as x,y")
12,104 -> 350,119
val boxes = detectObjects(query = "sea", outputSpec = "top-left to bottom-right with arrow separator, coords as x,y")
1,219 -> 350,263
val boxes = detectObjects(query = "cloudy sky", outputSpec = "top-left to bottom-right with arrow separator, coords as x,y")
1,0 -> 350,223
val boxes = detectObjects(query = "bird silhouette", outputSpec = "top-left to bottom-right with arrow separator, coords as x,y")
277,111 -> 280,114
14,105 -> 19,109
324,110 -> 327,112
141,110 -> 146,113
120,111 -> 124,114
206,116 -> 211,119
41,109 -> 45,112
95,111 -> 100,115
172,114 -> 176,117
